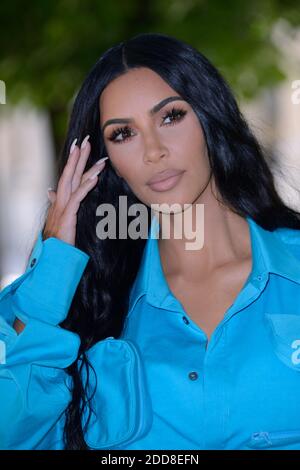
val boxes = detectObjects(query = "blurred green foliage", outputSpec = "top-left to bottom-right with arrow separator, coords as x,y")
0,0 -> 299,152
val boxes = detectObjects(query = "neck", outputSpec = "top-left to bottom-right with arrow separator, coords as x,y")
156,178 -> 252,281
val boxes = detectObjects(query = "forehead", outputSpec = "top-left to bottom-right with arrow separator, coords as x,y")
99,68 -> 176,119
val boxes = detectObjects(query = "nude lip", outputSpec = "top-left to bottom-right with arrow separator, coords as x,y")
147,171 -> 185,192
147,168 -> 183,184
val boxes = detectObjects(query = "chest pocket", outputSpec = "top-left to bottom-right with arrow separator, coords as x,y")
247,313 -> 300,450
82,338 -> 153,450
264,313 -> 300,371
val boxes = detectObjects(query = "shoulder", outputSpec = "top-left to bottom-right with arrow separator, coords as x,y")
273,226 -> 300,260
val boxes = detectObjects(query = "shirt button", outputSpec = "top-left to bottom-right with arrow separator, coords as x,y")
30,258 -> 37,267
188,371 -> 198,381
182,316 -> 189,325
257,275 -> 262,281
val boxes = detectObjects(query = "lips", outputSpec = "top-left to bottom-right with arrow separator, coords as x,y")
147,168 -> 184,185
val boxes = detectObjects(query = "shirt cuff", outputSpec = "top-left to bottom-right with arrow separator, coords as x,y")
10,231 -> 90,325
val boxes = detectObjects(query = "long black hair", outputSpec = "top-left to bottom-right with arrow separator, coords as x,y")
34,32 -> 300,449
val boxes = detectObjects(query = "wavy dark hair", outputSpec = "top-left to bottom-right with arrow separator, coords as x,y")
32,32 -> 300,449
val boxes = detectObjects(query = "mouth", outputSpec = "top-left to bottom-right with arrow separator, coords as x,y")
147,170 -> 185,192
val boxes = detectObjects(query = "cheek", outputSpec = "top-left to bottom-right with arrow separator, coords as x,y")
192,130 -> 210,170
108,143 -> 141,178
191,155 -> 211,192
113,159 -> 142,189
107,153 -> 131,179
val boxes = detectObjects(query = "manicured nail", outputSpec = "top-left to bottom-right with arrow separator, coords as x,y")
89,168 -> 102,180
96,156 -> 109,165
80,134 -> 90,149
70,138 -> 78,154
47,188 -> 53,200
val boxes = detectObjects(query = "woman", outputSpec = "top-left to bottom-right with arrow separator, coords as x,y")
1,32 -> 300,450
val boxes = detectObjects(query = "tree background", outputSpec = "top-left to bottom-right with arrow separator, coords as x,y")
1,0 -> 300,153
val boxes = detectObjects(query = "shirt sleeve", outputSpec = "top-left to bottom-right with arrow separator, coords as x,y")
0,231 -> 89,449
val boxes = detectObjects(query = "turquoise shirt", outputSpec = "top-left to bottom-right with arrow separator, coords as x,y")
1,215 -> 300,450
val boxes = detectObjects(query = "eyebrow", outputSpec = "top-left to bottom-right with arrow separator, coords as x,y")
101,95 -> 186,133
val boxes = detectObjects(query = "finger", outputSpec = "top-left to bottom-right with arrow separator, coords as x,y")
71,135 -> 92,193
47,188 -> 57,204
81,157 -> 108,184
63,174 -> 101,220
56,138 -> 81,207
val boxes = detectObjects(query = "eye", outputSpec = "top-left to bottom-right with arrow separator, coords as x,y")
107,125 -> 134,144
107,106 -> 187,144
161,106 -> 187,126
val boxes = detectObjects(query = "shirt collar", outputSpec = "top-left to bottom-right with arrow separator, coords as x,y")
127,214 -> 300,315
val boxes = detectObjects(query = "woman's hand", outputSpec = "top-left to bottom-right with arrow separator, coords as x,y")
43,135 -> 108,246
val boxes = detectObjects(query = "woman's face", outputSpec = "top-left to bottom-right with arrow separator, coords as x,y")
99,67 -> 211,213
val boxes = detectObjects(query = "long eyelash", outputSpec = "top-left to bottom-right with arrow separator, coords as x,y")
161,106 -> 187,125
108,125 -> 132,143
108,106 -> 187,144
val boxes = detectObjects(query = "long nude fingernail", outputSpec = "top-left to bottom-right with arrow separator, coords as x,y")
89,168 -> 102,180
96,156 -> 109,165
70,137 -> 78,154
47,187 -> 54,201
81,134 -> 90,149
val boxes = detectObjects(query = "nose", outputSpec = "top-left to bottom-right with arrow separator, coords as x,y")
143,131 -> 168,164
